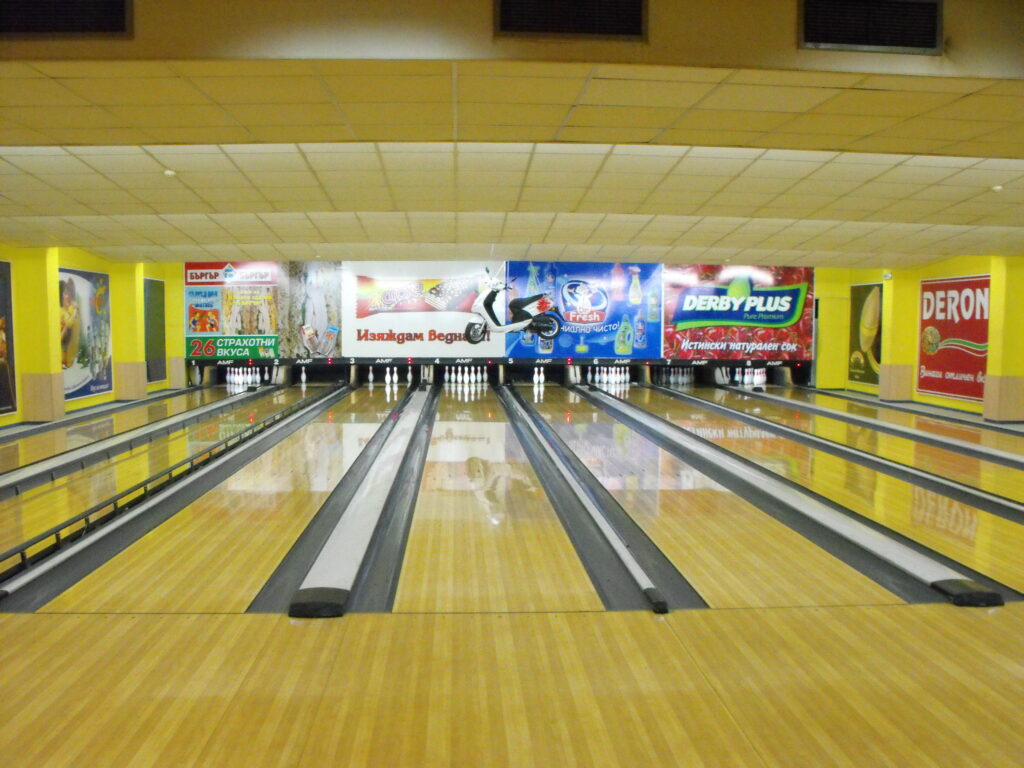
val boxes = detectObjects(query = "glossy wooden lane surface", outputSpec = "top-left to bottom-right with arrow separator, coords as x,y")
689,386 -> 1024,504
530,387 -> 900,609
2,604 -> 1022,766
0,388 -> 311,564
775,386 -> 1024,455
629,387 -> 1024,592
0,388 -> 230,474
393,388 -> 603,613
42,386 -> 392,614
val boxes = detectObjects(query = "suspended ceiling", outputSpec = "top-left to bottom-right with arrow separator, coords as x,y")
1,60 -> 1022,266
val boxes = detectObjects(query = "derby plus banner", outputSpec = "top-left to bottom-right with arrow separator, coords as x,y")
60,267 -> 113,399
917,275 -> 989,401
340,261 -> 505,358
506,261 -> 661,359
848,283 -> 882,385
663,265 -> 813,360
185,262 -> 280,359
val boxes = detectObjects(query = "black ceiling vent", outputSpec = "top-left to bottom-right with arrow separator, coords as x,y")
497,0 -> 644,38
802,0 -> 942,54
0,0 -> 129,34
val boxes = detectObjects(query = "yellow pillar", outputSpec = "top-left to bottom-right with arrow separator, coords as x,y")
110,261 -> 148,400
983,256 -> 1024,422
813,268 -> 851,389
162,264 -> 187,388
19,248 -> 63,421
879,270 -> 918,402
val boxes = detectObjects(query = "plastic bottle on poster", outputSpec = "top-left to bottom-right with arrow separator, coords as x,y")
538,333 -> 553,354
611,263 -> 626,302
615,314 -> 634,355
634,312 -> 647,349
628,267 -> 642,305
647,292 -> 659,322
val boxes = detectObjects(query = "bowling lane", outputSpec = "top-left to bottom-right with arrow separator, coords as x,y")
393,387 -> 604,613
42,386 -> 392,614
626,387 -> 1024,592
771,387 -> 1024,455
686,387 -> 1024,504
0,388 -> 231,474
0,386 -> 315,565
529,387 -> 900,609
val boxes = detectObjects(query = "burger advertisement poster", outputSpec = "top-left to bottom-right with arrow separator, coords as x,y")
848,283 -> 882,385
917,275 -> 989,401
662,265 -> 814,360
185,262 -> 280,360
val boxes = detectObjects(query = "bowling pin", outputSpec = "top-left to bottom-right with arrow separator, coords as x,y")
300,365 -> 307,385
539,366 -> 545,385
407,366 -> 413,386
368,366 -> 374,384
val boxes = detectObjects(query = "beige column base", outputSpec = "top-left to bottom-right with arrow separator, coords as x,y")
983,375 -> 1024,422
167,356 -> 187,389
22,372 -> 64,421
879,364 -> 914,401
114,361 -> 147,400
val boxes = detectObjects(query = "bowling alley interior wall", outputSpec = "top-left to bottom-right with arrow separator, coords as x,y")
0,244 -> 182,426
817,254 -> 1024,420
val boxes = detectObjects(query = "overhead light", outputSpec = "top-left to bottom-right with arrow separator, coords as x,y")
163,168 -> 176,177
991,184 -> 1004,192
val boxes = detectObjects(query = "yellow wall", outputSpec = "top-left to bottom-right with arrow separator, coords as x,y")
817,255 -> 1013,415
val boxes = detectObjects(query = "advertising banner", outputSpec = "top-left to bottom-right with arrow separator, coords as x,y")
505,261 -> 662,359
848,283 -> 882,385
340,261 -> 505,359
278,261 -> 343,359
144,278 -> 166,382
0,262 -> 14,413
917,275 -> 989,401
662,265 -> 814,360
185,262 -> 280,360
60,267 -> 113,400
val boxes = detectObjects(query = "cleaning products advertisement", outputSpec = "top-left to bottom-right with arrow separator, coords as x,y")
505,261 -> 662,359
848,283 -> 882,385
0,261 -> 15,413
662,265 -> 814,360
917,275 -> 989,401
185,262 -> 280,360
340,261 -> 506,358
60,267 -> 113,399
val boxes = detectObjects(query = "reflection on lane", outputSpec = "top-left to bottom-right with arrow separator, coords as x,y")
687,387 -> 1024,505
0,387 -> 316,567
626,387 -> 1024,593
393,386 -> 603,613
773,387 -> 1024,455
529,387 -> 899,609
0,387 -> 231,474
43,386 -> 390,614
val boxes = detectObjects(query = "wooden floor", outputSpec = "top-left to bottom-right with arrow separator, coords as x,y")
393,388 -> 603,613
0,388 -> 229,474
688,386 -> 1024,504
0,387 -> 309,565
775,387 -> 1024,455
41,386 -> 390,614
532,387 -> 901,609
629,387 -> 1024,593
1,603 -> 1021,767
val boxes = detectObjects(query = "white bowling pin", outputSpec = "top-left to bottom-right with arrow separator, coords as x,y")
444,365 -> 450,383
367,366 -> 374,384
539,366 -> 545,385
407,366 -> 413,386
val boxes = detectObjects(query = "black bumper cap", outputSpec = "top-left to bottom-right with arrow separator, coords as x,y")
931,579 -> 1004,607
643,587 -> 669,614
288,587 -> 350,618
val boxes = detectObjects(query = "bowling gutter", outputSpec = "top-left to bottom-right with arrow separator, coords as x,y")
0,385 -> 278,500
574,384 -> 1015,608
0,385 -> 350,612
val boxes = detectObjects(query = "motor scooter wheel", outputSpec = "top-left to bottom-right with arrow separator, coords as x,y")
533,314 -> 561,340
464,321 -> 486,344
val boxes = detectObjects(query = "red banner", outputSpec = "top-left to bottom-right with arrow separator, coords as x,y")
185,262 -> 279,286
662,265 -> 814,360
917,275 -> 989,401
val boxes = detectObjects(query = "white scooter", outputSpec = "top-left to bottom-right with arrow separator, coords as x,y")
464,269 -> 563,344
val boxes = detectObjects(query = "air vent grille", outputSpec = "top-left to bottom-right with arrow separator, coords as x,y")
802,0 -> 941,53
498,0 -> 643,37
0,0 -> 128,34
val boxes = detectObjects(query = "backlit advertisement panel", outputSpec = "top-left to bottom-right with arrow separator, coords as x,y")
917,275 -> 989,401
663,265 -> 814,360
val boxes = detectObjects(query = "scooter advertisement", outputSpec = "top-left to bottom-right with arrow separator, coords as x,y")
505,261 -> 662,359
340,261 -> 506,358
